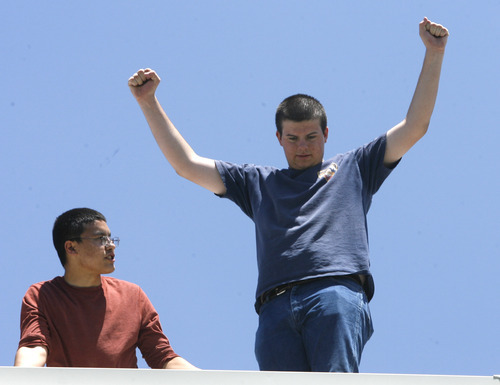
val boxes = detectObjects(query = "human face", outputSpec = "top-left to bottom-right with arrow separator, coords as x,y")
65,220 -> 116,285
276,119 -> 328,170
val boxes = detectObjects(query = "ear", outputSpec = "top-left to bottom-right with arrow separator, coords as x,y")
65,240 -> 78,256
276,131 -> 283,146
323,126 -> 329,143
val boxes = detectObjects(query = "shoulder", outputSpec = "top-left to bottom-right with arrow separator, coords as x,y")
101,276 -> 143,296
357,134 -> 387,155
216,160 -> 278,174
24,277 -> 62,295
21,277 -> 66,309
100,278 -> 155,312
334,134 -> 387,165
102,276 -> 140,289
215,160 -> 281,188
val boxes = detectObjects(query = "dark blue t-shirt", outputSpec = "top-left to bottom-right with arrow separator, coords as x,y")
215,134 -> 395,301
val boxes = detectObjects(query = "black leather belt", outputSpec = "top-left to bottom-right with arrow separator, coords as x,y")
254,275 -> 364,314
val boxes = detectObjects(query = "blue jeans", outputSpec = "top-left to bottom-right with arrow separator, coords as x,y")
255,276 -> 373,372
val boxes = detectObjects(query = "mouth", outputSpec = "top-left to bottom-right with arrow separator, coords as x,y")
105,254 -> 115,262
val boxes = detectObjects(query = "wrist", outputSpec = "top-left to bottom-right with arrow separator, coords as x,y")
137,95 -> 159,109
424,47 -> 446,61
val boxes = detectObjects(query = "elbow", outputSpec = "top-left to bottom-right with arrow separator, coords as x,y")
421,119 -> 431,133
417,121 -> 430,139
405,116 -> 430,141
175,167 -> 192,181
14,346 -> 47,367
421,120 -> 430,136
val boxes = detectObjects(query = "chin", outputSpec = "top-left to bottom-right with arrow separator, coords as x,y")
294,163 -> 313,170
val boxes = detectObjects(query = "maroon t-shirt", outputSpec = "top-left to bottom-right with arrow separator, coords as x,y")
18,276 -> 179,368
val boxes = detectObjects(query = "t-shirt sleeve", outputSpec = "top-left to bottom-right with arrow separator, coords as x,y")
215,160 -> 257,219
136,288 -> 179,369
356,133 -> 399,195
18,285 -> 50,350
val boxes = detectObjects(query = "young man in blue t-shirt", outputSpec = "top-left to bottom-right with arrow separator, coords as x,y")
128,18 -> 448,372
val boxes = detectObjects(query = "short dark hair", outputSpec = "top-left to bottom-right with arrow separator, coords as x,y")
275,94 -> 327,135
52,208 -> 107,267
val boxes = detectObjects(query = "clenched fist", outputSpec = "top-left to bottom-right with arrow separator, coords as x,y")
128,68 -> 161,102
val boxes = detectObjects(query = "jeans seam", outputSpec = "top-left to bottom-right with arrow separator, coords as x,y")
352,291 -> 364,363
290,286 -> 302,332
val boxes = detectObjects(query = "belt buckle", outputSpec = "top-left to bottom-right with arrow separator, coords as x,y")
275,287 -> 287,296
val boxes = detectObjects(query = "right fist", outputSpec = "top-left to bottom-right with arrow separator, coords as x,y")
128,68 -> 161,100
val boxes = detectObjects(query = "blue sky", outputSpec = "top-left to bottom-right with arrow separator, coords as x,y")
1,0 -> 499,375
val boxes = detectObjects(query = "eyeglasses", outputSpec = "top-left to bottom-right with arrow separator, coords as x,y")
71,236 -> 120,247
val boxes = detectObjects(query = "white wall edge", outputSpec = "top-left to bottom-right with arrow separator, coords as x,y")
0,367 -> 498,385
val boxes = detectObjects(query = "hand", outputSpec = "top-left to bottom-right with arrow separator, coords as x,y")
128,68 -> 161,102
419,17 -> 449,52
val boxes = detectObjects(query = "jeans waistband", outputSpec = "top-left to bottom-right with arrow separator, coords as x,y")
254,275 -> 364,314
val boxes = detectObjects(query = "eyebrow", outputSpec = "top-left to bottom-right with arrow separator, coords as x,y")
285,132 -> 318,138
92,230 -> 111,236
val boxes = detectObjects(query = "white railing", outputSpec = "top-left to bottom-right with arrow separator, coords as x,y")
1,367 -> 498,385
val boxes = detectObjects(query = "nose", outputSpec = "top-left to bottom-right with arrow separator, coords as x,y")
103,237 -> 116,248
104,236 -> 119,247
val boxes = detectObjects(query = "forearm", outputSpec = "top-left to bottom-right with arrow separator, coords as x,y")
163,356 -> 200,370
14,346 -> 47,367
405,48 -> 445,136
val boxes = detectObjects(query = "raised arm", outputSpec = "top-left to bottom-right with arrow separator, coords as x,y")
384,17 -> 449,165
129,69 -> 226,195
14,346 -> 47,367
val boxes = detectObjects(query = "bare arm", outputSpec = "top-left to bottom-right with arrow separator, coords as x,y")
14,346 -> 47,367
163,356 -> 200,370
129,69 -> 226,195
385,17 -> 449,165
